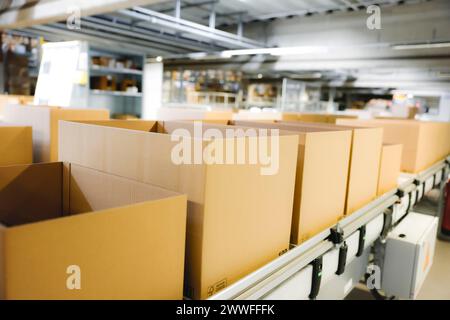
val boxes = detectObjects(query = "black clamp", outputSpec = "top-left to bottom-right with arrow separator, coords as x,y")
395,189 -> 404,198
381,208 -> 393,238
416,182 -> 425,202
405,191 -> 413,214
356,225 -> 366,257
309,257 -> 323,300
328,226 -> 344,245
336,242 -> 348,276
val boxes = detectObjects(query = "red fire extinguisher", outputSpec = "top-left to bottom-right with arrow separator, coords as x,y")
443,178 -> 450,236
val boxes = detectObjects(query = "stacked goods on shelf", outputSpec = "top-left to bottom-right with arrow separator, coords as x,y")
4,51 -> 30,95
120,79 -> 137,92
3,104 -> 109,162
0,125 -> 32,166
281,112 -> 358,124
232,120 -> 352,244
91,75 -> 117,91
58,120 -> 299,299
0,162 -> 187,300
377,144 -> 403,196
91,56 -> 135,70
336,119 -> 450,173
277,121 -> 383,215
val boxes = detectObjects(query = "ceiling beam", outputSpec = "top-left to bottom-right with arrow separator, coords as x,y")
0,0 -> 161,29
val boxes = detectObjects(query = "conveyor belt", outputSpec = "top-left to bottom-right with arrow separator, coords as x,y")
210,156 -> 450,300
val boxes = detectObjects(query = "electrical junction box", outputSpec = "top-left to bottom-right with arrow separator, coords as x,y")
382,212 -> 438,299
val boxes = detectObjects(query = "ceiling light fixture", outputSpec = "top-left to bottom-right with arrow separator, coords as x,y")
221,46 -> 328,57
392,42 -> 450,50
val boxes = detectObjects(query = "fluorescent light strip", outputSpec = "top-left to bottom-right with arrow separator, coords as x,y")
221,46 -> 329,57
392,42 -> 450,50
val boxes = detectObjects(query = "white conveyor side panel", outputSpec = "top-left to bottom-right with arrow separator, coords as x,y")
263,266 -> 313,300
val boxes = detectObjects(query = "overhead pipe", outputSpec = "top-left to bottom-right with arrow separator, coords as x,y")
117,7 -> 266,49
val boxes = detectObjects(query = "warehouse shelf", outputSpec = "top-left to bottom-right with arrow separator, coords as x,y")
90,65 -> 143,76
210,156 -> 450,300
90,89 -> 142,98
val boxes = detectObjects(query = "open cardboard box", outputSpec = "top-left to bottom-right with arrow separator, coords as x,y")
3,104 -> 109,163
231,120 -> 352,244
336,119 -> 450,173
58,119 -> 299,299
276,120 -> 383,215
0,125 -> 32,166
0,162 -> 187,300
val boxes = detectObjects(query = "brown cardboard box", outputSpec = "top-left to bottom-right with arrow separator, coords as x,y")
377,144 -> 403,196
277,121 -> 383,215
0,94 -> 34,116
157,107 -> 233,123
232,120 -> 352,244
58,119 -> 299,299
0,125 -> 32,166
336,119 -> 450,173
3,104 -> 109,162
0,162 -> 187,300
281,113 -> 358,124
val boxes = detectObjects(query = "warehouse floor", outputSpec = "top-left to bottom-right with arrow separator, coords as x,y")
347,239 -> 450,300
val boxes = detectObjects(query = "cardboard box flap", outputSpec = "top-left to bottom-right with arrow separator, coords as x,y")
67,120 -> 159,132
68,163 -> 182,214
0,162 -> 62,227
0,126 -> 33,166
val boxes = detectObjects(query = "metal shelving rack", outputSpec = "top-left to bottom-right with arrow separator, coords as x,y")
210,156 -> 450,300
88,46 -> 145,117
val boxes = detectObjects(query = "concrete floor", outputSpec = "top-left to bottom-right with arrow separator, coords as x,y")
417,239 -> 450,300
346,239 -> 450,300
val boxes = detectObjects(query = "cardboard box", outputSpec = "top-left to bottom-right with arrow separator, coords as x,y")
336,119 -> 450,173
232,120 -> 352,244
58,119 -> 299,299
278,121 -> 383,215
0,94 -> 33,116
281,113 -> 358,124
157,107 -> 233,123
233,110 -> 282,121
0,125 -> 32,166
378,144 -> 403,196
3,104 -> 109,162
0,162 -> 187,300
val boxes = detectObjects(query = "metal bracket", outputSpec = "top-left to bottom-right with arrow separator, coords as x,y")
335,242 -> 348,276
328,225 -> 344,245
309,257 -> 323,300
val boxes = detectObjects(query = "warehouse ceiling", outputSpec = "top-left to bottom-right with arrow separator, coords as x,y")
2,0 -> 449,93
144,0 -> 427,27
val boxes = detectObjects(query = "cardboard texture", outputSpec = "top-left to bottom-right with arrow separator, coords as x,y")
0,125 -> 32,166
277,121 -> 383,215
232,120 -> 352,244
0,162 -> 187,300
58,119 -> 299,299
3,104 -> 109,162
377,144 -> 403,196
336,119 -> 450,173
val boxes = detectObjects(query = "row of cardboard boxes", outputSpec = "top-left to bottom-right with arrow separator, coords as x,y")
0,104 -> 449,300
